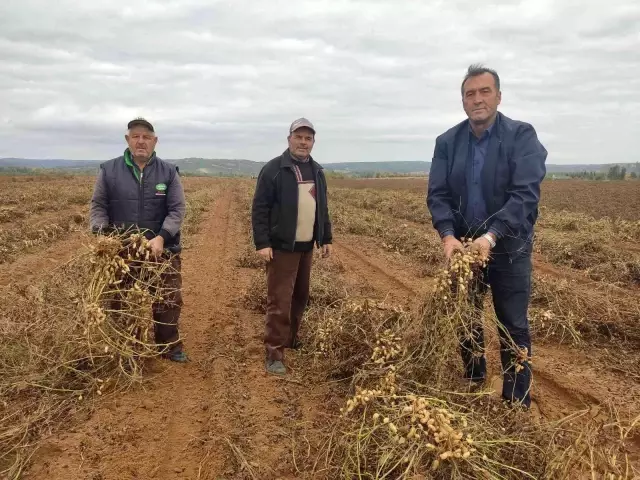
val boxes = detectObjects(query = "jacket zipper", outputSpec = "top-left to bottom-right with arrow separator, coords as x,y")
315,169 -> 321,246
139,170 -> 144,227
291,166 -> 298,252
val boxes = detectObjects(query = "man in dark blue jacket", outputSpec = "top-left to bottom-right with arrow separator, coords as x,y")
427,65 -> 547,408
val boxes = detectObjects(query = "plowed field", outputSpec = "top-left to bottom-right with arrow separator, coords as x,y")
1,175 -> 638,479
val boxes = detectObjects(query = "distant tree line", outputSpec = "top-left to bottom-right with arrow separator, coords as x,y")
608,165 -> 626,180
567,171 -> 607,181
0,166 -> 60,176
564,164 -> 638,181
324,171 -> 428,179
0,166 -> 96,176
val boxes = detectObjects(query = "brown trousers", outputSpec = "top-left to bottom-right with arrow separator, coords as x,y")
152,254 -> 184,355
265,249 -> 313,361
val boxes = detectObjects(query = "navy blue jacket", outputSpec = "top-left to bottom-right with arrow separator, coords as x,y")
427,112 -> 547,257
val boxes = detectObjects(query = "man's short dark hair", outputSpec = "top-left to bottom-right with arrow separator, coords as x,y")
461,64 -> 500,95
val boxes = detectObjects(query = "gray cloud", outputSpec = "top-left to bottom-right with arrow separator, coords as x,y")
0,0 -> 638,163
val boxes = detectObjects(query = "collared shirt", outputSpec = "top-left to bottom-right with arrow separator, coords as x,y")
439,122 -> 497,240
463,122 -> 494,233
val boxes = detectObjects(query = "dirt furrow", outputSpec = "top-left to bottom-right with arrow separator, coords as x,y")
23,185 -> 239,479
338,202 -> 639,295
16,178 -> 638,479
330,234 -> 640,423
0,233 -> 89,287
24,182 -> 329,480
191,184 -> 298,479
334,236 -> 422,303
155,184 -> 237,479
0,207 -> 89,275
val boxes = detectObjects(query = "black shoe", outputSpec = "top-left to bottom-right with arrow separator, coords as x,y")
460,376 -> 485,392
289,338 -> 303,350
162,350 -> 189,363
501,397 -> 530,411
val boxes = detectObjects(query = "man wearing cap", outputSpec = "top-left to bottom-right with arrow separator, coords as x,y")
89,118 -> 188,363
251,118 -> 333,375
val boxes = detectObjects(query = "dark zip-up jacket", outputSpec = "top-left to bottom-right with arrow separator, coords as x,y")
252,149 -> 332,251
427,112 -> 547,259
89,150 -> 186,253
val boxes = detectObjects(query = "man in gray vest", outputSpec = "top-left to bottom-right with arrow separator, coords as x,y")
89,118 -> 188,362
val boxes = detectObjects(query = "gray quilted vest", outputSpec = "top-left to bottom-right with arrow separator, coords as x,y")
100,151 -> 181,252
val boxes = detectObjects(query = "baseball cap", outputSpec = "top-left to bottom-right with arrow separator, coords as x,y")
127,117 -> 154,132
289,117 -> 315,134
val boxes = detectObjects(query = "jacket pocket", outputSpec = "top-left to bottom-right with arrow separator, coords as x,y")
269,208 -> 280,235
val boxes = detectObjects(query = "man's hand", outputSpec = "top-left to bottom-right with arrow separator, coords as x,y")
470,235 -> 493,261
257,247 -> 273,262
442,235 -> 463,260
322,244 -> 332,258
148,236 -> 165,258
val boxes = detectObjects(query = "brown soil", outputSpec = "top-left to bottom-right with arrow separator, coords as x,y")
13,178 -> 640,478
329,177 -> 640,220
0,232 -> 90,287
333,235 -> 640,428
344,203 -> 639,297
532,255 -> 640,295
0,205 -> 89,265
23,183 -> 327,480
334,235 -> 421,303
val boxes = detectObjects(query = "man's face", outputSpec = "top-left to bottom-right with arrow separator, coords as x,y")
288,127 -> 315,158
126,126 -> 157,159
462,72 -> 501,124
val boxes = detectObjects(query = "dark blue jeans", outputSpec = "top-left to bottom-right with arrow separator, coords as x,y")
460,247 -> 533,408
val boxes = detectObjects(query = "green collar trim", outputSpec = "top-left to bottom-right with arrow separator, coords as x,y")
124,150 -> 140,182
124,149 -> 156,182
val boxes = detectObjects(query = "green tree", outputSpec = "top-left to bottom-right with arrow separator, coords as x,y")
608,165 -> 621,180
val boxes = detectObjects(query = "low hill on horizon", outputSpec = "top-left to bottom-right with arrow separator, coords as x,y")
1,157 -> 638,177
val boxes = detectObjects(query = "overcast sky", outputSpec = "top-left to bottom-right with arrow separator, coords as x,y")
1,0 -> 638,164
